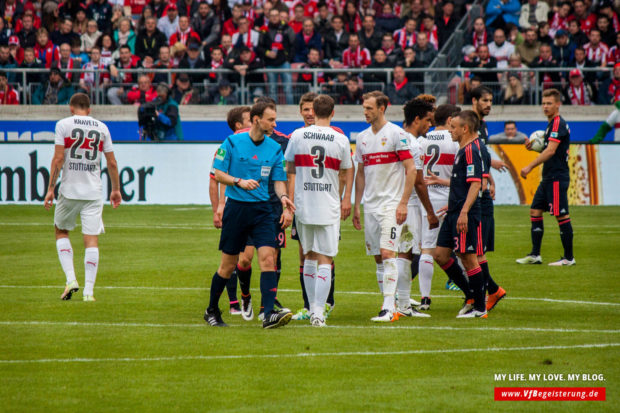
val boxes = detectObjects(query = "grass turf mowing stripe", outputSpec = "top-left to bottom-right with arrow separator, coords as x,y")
1,285 -> 618,307
1,320 -> 619,334
1,343 -> 618,364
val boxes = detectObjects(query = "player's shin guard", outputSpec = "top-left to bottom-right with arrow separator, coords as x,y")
440,258 -> 471,299
418,253 -> 434,298
260,271 -> 278,315
376,263 -> 384,294
226,271 -> 238,303
479,260 -> 499,295
314,264 -> 332,319
208,272 -> 229,311
382,258 -> 398,312
299,265 -> 310,310
303,260 -> 318,314
466,266 -> 485,312
83,247 -> 99,296
327,262 -> 335,306
56,238 -> 76,284
236,264 -> 252,296
396,258 -> 412,310
558,218 -> 574,260
530,216 -> 544,256
410,254 -> 420,280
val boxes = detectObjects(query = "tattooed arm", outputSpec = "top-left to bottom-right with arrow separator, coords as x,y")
44,145 -> 65,210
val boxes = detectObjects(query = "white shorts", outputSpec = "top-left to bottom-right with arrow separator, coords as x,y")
54,194 -> 105,235
400,201 -> 446,254
363,210 -> 403,255
297,221 -> 340,257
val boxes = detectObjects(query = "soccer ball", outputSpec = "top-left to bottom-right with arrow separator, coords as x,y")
528,130 -> 546,153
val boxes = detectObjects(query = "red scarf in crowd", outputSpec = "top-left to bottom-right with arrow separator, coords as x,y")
210,59 -> 223,79
394,77 -> 408,91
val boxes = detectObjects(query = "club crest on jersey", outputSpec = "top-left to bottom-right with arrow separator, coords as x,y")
215,147 -> 226,160
381,137 -> 387,146
467,164 -> 475,177
550,131 -> 558,138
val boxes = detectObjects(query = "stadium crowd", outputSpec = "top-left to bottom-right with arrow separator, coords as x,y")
0,0 -> 619,106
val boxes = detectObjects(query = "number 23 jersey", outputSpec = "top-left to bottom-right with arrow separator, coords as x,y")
54,115 -> 114,200
285,125 -> 352,225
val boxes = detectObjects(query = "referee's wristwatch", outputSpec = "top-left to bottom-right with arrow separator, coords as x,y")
233,177 -> 241,187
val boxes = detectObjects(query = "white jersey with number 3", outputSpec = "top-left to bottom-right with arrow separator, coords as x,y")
418,129 -> 459,203
54,115 -> 114,200
285,125 -> 352,225
354,122 -> 413,212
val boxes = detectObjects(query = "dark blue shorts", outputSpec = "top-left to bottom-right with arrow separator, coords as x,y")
531,179 -> 570,216
246,202 -> 286,249
437,212 -> 483,256
219,199 -> 277,255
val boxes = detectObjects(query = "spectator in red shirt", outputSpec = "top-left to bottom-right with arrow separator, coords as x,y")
342,32 -> 371,68
289,4 -> 306,34
294,0 -> 319,18
571,0 -> 597,35
107,45 -> 141,104
33,28 -> 59,69
78,46 -> 110,94
222,4 -> 243,36
169,15 -> 201,47
0,70 -> 19,104
126,74 -> 157,104
584,28 -> 609,67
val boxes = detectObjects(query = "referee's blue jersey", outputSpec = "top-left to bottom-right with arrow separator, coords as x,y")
213,132 -> 287,202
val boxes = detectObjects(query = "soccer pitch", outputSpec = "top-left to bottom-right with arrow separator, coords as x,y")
1,205 -> 618,412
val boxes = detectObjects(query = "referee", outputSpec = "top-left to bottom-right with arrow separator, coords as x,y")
205,101 -> 296,329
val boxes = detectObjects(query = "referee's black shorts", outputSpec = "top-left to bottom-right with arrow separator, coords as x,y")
246,201 -> 286,249
220,199 -> 277,255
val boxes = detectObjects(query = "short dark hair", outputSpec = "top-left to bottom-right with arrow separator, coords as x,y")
434,104 -> 461,126
0,70 -> 6,79
250,101 -> 276,121
542,88 -> 561,102
456,110 -> 480,134
403,98 -> 434,128
226,106 -> 251,132
504,120 -> 516,127
299,91 -> 318,108
470,86 -> 493,102
70,93 -> 91,109
313,94 -> 335,119
255,96 -> 276,105
119,44 -> 131,52
363,91 -> 389,110
331,15 -> 343,23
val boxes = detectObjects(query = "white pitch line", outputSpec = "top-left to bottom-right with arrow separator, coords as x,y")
1,320 -> 619,335
0,285 -> 618,307
0,343 -> 618,364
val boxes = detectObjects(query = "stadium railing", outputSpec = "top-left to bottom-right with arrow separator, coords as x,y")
2,67 -> 611,106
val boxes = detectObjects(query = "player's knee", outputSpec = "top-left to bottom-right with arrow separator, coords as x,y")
238,256 -> 252,268
379,249 -> 396,262
530,209 -> 543,217
556,214 -> 570,221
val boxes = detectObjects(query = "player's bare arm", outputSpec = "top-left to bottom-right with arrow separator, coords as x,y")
488,173 -> 496,200
274,180 -> 295,228
208,177 -> 222,228
286,161 -> 296,201
414,168 -> 439,229
520,139 -> 560,179
214,168 -> 259,190
396,158 -> 416,225
104,152 -> 121,208
457,180 -> 482,234
44,145 -> 65,210
340,165 -> 354,221
490,159 -> 507,171
353,163 -> 365,230
425,174 -> 450,187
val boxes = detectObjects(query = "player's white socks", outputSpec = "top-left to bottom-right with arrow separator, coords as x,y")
396,258 -> 412,310
313,264 -> 332,319
376,263 -> 384,294
83,248 -> 99,296
419,253 -> 434,298
56,238 -> 76,284
303,259 -> 318,315
382,258 -> 397,312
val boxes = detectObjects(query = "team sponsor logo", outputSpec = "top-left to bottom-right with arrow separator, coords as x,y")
467,164 -> 475,177
261,166 -> 271,177
551,132 -> 558,138
215,147 -> 226,160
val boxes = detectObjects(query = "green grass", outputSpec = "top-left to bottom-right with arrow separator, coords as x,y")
0,205 -> 618,412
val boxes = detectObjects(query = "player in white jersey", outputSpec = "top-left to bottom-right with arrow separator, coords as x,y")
393,98 -> 440,319
44,93 -> 121,301
411,104 -> 461,310
285,95 -> 354,326
352,91 -> 417,322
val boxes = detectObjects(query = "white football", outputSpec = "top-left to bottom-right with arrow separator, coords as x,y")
529,130 -> 546,153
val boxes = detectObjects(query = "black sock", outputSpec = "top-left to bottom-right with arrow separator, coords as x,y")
260,271 -> 278,315
440,258 -> 471,299
558,218 -> 574,260
530,216 -> 544,256
275,249 -> 282,304
208,272 -> 229,312
410,254 -> 420,280
236,264 -> 252,296
300,265 -> 309,309
226,271 -> 238,304
479,260 -> 499,295
327,262 -> 335,306
466,267 -> 486,312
